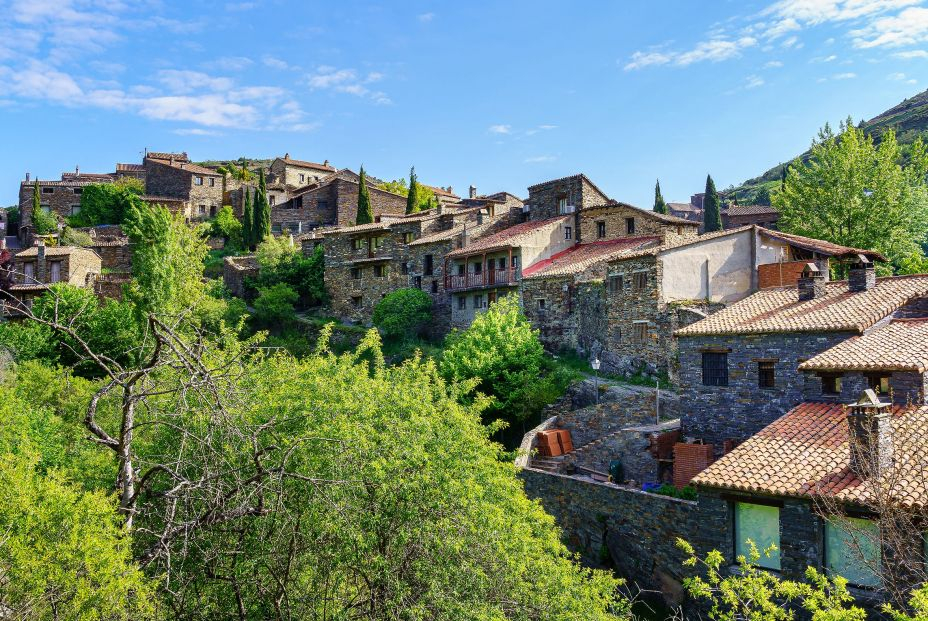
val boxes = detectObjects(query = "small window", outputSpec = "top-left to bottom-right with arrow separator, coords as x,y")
537,298 -> 546,310
597,221 -> 606,238
825,517 -> 881,587
198,204 -> 206,215
372,236 -> 384,250
511,255 -> 520,269
40,204 -> 51,214
351,296 -> 362,308
414,275 -> 422,289
608,275 -> 622,293
317,200 -> 328,211
821,374 -> 843,395
758,361 -> 776,389
300,173 -> 305,183
42,187 -> 54,194
73,187 -> 82,195
734,502 -> 781,570
194,176 -> 203,186
403,232 -> 414,244
350,267 -> 362,280
473,261 -> 482,275
49,261 -> 61,283
702,352 -> 728,387
456,263 -> 465,276
633,322 -> 647,342
23,262 -> 35,280
373,264 -> 387,278
208,177 -> 215,187
69,204 -> 81,216
473,294 -> 485,309
457,296 -> 466,310
497,257 -> 506,270
400,262 -> 409,275
565,226 -> 572,240
632,271 -> 648,290
352,238 -> 364,251
625,217 -> 635,235
430,280 -> 438,293
867,375 -> 891,396
424,255 -> 434,276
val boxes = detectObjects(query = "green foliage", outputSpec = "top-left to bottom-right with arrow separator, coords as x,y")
253,168 -> 271,246
0,320 -> 58,364
210,205 -> 243,250
653,483 -> 697,500
372,287 -> 432,338
654,179 -> 668,214
406,166 -> 421,214
773,119 -> 928,274
440,295 -> 548,422
69,182 -> 143,227
752,186 -> 772,206
242,185 -> 254,250
703,175 -> 723,233
677,539 -> 865,621
5,205 -> 19,229
253,237 -> 326,307
383,175 -> 437,211
356,165 -> 374,225
252,283 -> 298,326
216,157 -> 254,181
59,226 -> 93,246
884,583 -> 928,620
31,180 -> 58,235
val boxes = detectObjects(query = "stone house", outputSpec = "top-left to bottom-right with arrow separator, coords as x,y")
4,241 -> 102,312
143,152 -> 223,221
268,154 -> 335,191
114,162 -> 146,183
723,203 -> 779,229
675,259 -> 928,448
524,174 -> 610,225
17,173 -> 112,243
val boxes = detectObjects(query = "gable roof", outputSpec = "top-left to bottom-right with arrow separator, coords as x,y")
693,401 -> 928,507
758,228 -> 885,261
61,172 -> 114,182
586,201 -> 699,226
116,163 -> 145,172
522,237 -> 662,279
146,157 -> 220,177
16,245 -> 100,259
445,215 -> 571,258
675,274 -> 928,337
798,318 -> 928,373
726,204 -> 778,217
526,173 -> 610,203
146,152 -> 188,162
276,155 -> 335,172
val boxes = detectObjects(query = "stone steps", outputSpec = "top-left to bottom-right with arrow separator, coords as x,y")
529,455 -> 565,472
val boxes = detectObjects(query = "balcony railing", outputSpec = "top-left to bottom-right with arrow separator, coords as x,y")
444,268 -> 519,291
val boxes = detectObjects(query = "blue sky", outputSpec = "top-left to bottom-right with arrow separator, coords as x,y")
1,0 -> 926,207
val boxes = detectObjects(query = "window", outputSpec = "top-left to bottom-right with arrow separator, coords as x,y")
734,502 -> 781,570
537,298 -> 546,310
457,296 -> 466,310
423,255 -> 434,276
608,275 -> 623,293
633,321 -> 648,342
825,517 -> 880,587
42,187 -> 54,194
473,294 -> 486,309
299,173 -> 305,183
431,280 -> 438,293
758,361 -> 776,389
399,262 -> 408,275
473,261 -> 482,275
403,232 -> 414,244
372,236 -> 384,250
867,374 -> 891,396
558,197 -> 568,214
702,352 -> 729,386
565,226 -> 572,240
210,205 -> 217,217
414,276 -> 422,289
194,176 -> 203,186
198,204 -> 206,216
373,264 -> 388,278
73,187 -> 82,195
632,271 -> 648,290
512,255 -> 520,269
269,195 -> 276,206
49,261 -> 61,283
317,200 -> 328,211
351,296 -> 362,308
457,264 -> 465,276
821,374 -> 843,395
23,261 -> 35,280
497,257 -> 506,270
69,204 -> 81,216
625,217 -> 635,235
597,221 -> 606,238
350,267 -> 362,280
352,238 -> 364,251
208,177 -> 215,187
40,204 -> 51,214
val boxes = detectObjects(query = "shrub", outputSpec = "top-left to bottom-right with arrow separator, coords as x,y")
252,283 -> 298,326
69,182 -> 143,227
31,207 -> 58,235
59,227 -> 93,246
210,205 -> 242,250
372,288 -> 432,339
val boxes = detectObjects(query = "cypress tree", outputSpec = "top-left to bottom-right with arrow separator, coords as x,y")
780,164 -> 788,192
406,167 -> 420,214
653,179 -> 667,214
703,174 -> 723,233
32,179 -> 40,224
253,168 -> 271,245
242,185 -> 254,250
356,165 -> 373,225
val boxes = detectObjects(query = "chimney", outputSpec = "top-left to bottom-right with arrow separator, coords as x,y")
170,155 -> 175,166
849,254 -> 875,292
447,186 -> 453,195
285,152 -> 290,160
75,165 -> 80,177
36,238 -> 46,282
847,389 -> 893,479
798,262 -> 825,301
469,185 -> 477,199
323,159 -> 329,167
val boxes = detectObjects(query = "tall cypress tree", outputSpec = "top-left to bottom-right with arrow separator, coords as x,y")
703,174 -> 723,233
242,185 -> 254,250
356,165 -> 373,225
406,167 -> 420,214
653,179 -> 667,214
32,179 -> 40,224
253,168 -> 271,245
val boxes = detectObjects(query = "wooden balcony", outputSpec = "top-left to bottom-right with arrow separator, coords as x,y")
444,268 -> 519,292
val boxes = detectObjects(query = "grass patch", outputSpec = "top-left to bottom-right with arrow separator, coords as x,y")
652,483 -> 697,501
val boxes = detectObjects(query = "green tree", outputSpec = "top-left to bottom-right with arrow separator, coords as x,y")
70,181 -> 144,227
703,174 -> 723,232
211,205 -> 243,250
773,119 -> 928,274
252,282 -> 298,326
0,321 -> 57,364
242,185 -> 254,250
406,166 -> 420,214
253,236 -> 326,306
383,175 -> 437,211
372,288 -> 432,339
217,157 -> 254,181
753,186 -> 772,206
31,180 -> 57,235
253,168 -> 272,246
356,165 -> 374,225
440,294 -> 546,421
653,179 -> 668,214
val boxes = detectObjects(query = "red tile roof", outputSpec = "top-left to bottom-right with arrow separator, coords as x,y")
758,228 -> 886,261
116,163 -> 145,172
693,401 -> 928,507
523,237 -> 661,279
798,318 -> 928,373
445,215 -> 571,258
146,151 -> 188,162
726,204 -> 778,217
61,172 -> 114,182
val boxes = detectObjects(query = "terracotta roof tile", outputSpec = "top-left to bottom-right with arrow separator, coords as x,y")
146,157 -> 219,176
60,172 -> 114,182
16,245 -> 100,258
758,228 -> 885,261
726,204 -> 778,217
408,225 -> 464,246
523,237 -> 661,279
20,179 -> 101,187
322,222 -> 391,235
693,401 -> 928,507
146,151 -> 188,162
278,156 -> 335,172
116,163 -> 145,172
798,318 -> 928,373
675,274 -> 928,337
445,215 -> 571,258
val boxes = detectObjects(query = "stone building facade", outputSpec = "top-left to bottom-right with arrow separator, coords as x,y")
5,242 -> 102,312
524,173 -> 610,224
275,171 -> 408,230
579,203 -> 697,245
143,153 -> 223,221
268,154 -> 335,189
18,176 -> 106,242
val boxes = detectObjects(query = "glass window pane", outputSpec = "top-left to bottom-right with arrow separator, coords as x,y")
826,518 -> 880,587
735,502 -> 781,570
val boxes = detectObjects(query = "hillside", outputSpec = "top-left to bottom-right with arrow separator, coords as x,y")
730,88 -> 928,202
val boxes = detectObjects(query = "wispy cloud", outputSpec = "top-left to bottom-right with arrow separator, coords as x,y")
764,59 -> 784,67
893,48 -> 928,57
524,155 -> 556,163
745,75 -> 765,88
851,6 -> 928,47
304,66 -> 391,104
489,124 -> 512,134
173,128 -> 222,136
624,36 -> 757,70
418,12 -> 435,22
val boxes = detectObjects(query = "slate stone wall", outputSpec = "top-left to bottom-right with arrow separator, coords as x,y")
580,205 -> 697,244
18,182 -> 89,234
526,176 -> 609,235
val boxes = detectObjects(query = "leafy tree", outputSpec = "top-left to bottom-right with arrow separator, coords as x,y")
383,175 -> 437,211
0,320 -> 57,364
253,236 -> 326,306
372,288 -> 432,339
440,294 -> 546,421
753,186 -> 772,206
356,165 -> 373,225
70,181 -> 144,227
381,177 -> 409,195
216,157 -> 254,181
253,168 -> 271,246
703,174 -> 723,232
773,119 -> 928,274
242,185 -> 254,250
59,226 -> 93,246
406,166 -> 420,214
31,180 -> 57,235
252,282 -> 298,326
653,179 -> 667,214
211,205 -> 243,250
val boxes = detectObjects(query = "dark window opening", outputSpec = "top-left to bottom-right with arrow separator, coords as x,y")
400,262 -> 409,275
457,264 -> 465,276
702,352 -> 728,386
632,271 -> 648,290
351,296 -> 362,308
608,275 -> 622,293
430,280 -> 438,293
457,296 -> 466,310
758,361 -> 776,389
597,221 -> 606,238
414,276 -> 422,288
565,226 -> 572,240
867,374 -> 890,396
350,267 -> 361,280
821,374 -> 843,395
633,322 -> 647,342
625,217 -> 635,234
42,187 -> 54,194
424,255 -> 434,276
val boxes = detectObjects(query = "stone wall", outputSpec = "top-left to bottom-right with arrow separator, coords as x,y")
564,419 -> 680,485
144,159 -> 223,220
18,181 -> 93,236
579,205 -> 697,244
521,275 -> 576,350
526,175 -> 609,224
223,255 -> 259,299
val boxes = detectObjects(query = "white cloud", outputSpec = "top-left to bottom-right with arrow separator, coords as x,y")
780,35 -> 802,48
623,50 -> 672,70
887,71 -> 911,80
764,59 -> 784,67
418,12 -> 435,22
263,56 -> 291,70
489,124 -> 512,134
225,2 -> 256,10
304,66 -> 391,103
765,17 -> 801,38
624,36 -> 756,70
811,54 -> 838,62
851,6 -> 928,47
763,0 -> 919,25
894,49 -> 928,57
157,70 -> 234,94
173,128 -> 222,136
524,155 -> 556,163
833,71 -> 858,79
745,75 -> 766,88
213,56 -> 254,71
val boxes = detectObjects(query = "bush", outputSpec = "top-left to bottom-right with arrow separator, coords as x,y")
210,205 -> 243,250
69,182 -> 143,227
252,237 -> 325,307
252,283 -> 298,326
59,227 -> 93,246
372,288 -> 432,339
31,207 -> 58,235
654,483 -> 697,500
0,321 -> 58,364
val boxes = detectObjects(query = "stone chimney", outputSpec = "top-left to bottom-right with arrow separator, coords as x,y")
170,155 -> 175,166
798,262 -> 826,301
847,389 -> 893,479
285,152 -> 290,160
323,159 -> 329,167
469,185 -> 477,199
25,172 -> 30,183
75,165 -> 80,177
849,254 -> 876,292
35,238 -> 46,283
